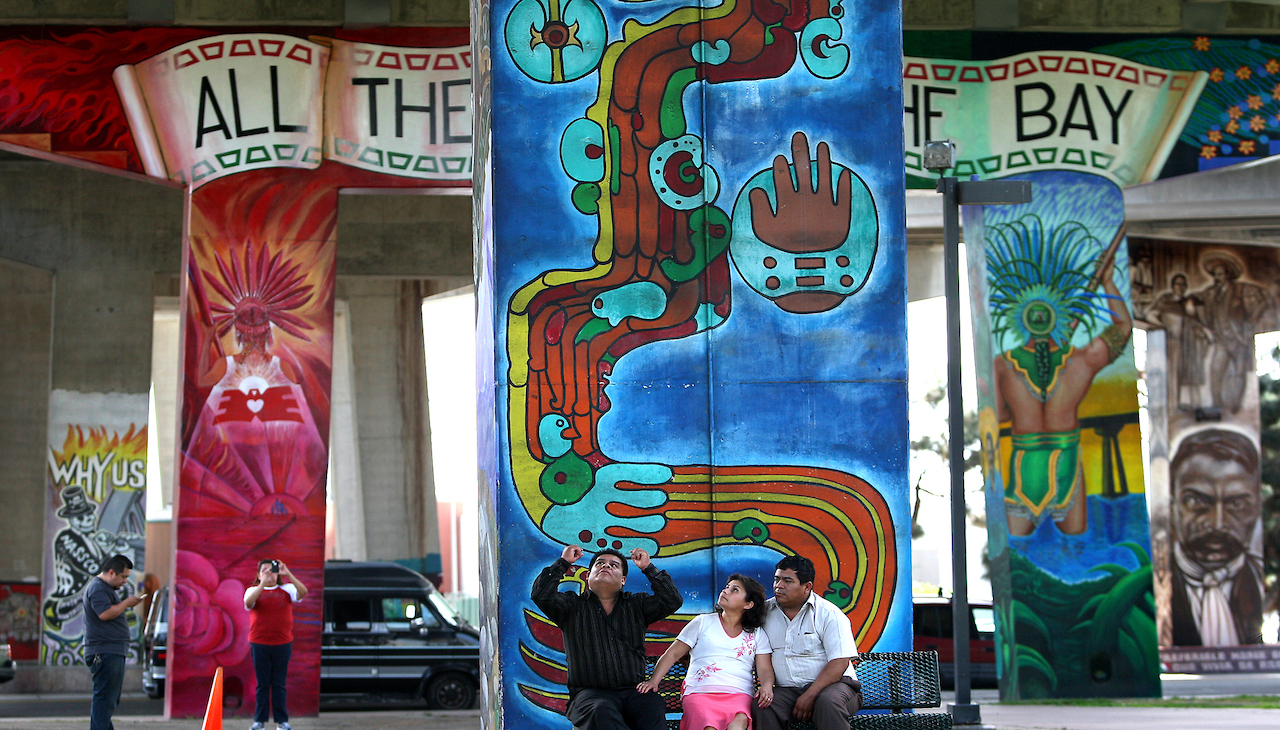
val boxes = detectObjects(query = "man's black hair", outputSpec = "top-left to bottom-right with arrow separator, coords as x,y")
775,555 -> 815,585
100,554 -> 133,575
1172,428 -> 1257,481
592,548 -> 629,576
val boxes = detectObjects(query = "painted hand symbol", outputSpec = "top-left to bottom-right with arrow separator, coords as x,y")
749,131 -> 853,254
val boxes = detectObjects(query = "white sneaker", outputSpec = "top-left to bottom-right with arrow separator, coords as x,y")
249,724 -> 264,730
278,724 -> 292,730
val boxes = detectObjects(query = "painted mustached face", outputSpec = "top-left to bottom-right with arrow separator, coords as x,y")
1175,453 -> 1258,568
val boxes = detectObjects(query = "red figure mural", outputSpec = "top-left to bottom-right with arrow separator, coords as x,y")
0,26 -> 468,718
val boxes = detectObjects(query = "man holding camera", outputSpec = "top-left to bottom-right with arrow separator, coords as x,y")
244,558 -> 308,730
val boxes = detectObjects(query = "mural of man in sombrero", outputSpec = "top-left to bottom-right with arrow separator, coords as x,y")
1192,250 -> 1272,415
988,216 -> 1132,537
42,486 -> 141,631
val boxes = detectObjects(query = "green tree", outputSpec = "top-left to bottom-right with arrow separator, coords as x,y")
1255,347 -> 1280,623
909,384 -> 983,539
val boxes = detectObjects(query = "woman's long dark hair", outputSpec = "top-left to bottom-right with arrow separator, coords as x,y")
718,574 -> 768,631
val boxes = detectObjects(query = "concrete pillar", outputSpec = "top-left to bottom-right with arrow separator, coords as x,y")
1135,241 -> 1268,651
475,1 -> 910,727
328,298 -> 367,561
25,181 -> 158,671
167,169 -> 338,718
0,258 -> 52,581
340,277 -> 456,578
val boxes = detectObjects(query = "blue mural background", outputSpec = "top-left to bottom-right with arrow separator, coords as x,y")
480,0 -> 911,727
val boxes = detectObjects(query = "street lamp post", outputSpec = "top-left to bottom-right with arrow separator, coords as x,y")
923,140 -> 1031,727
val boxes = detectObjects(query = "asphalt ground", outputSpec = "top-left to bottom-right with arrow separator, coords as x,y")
3,676 -> 1280,730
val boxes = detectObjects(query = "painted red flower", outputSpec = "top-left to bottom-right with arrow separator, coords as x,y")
1240,140 -> 1257,155
1208,130 -> 1223,143
1201,145 -> 1218,159
1210,68 -> 1225,83
1194,37 -> 1211,52
170,549 -> 251,672
1226,119 -> 1241,135
1238,65 -> 1253,81
1251,115 -> 1268,132
1228,105 -> 1244,120
1269,59 -> 1280,75
1249,94 -> 1264,110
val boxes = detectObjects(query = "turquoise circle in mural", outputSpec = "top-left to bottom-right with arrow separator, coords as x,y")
560,117 -> 606,182
504,0 -> 607,83
649,134 -> 719,210
729,160 -> 877,310
800,17 -> 850,79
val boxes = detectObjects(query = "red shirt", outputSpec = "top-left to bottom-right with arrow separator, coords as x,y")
248,584 -> 295,645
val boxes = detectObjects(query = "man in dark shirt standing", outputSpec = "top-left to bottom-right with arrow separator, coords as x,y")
532,544 -> 683,730
83,554 -> 142,730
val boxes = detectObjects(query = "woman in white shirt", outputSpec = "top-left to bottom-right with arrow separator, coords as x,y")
638,574 -> 775,730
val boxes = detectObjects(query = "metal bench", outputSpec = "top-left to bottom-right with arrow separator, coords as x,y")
840,651 -> 952,730
662,651 -> 951,730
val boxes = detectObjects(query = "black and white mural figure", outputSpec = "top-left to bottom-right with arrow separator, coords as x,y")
1168,428 -> 1265,646
1134,240 -> 1274,648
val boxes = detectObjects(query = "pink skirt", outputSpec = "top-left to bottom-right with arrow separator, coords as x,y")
679,692 -> 753,730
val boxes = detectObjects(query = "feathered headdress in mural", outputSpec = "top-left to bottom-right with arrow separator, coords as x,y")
986,214 -> 1116,351
203,243 -> 314,349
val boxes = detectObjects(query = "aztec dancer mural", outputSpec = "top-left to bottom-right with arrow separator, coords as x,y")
965,173 -> 1159,699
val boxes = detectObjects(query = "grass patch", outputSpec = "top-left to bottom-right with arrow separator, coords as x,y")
1000,695 -> 1280,709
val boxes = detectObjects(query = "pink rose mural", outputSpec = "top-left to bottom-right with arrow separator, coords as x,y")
169,550 -> 253,711
171,550 -> 250,672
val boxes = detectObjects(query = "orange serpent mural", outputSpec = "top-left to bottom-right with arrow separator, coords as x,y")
500,0 -> 898,667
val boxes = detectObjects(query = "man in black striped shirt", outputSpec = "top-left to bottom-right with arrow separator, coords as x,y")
532,544 -> 683,730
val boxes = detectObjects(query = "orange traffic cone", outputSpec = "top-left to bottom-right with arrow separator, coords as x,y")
201,666 -> 224,730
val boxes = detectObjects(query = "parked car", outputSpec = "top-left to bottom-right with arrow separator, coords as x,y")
141,588 -> 166,698
142,560 -> 480,709
912,596 -> 997,688
0,640 -> 14,683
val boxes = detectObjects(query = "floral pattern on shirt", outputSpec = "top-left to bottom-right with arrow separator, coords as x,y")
692,663 -> 723,682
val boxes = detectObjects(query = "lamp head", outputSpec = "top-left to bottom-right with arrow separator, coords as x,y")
923,139 -> 955,173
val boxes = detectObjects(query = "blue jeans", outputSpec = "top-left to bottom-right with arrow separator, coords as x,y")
251,642 -> 292,724
88,653 -> 126,730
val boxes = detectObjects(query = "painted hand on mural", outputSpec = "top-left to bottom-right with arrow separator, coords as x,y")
749,132 -> 853,255
505,4 -> 897,718
731,133 -> 879,314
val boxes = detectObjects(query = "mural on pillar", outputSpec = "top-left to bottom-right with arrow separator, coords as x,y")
0,582 -> 42,661
484,0 -> 908,726
1098,36 -> 1280,174
0,25 -> 469,717
1132,239 -> 1276,648
40,392 -> 148,666
965,172 -> 1159,699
